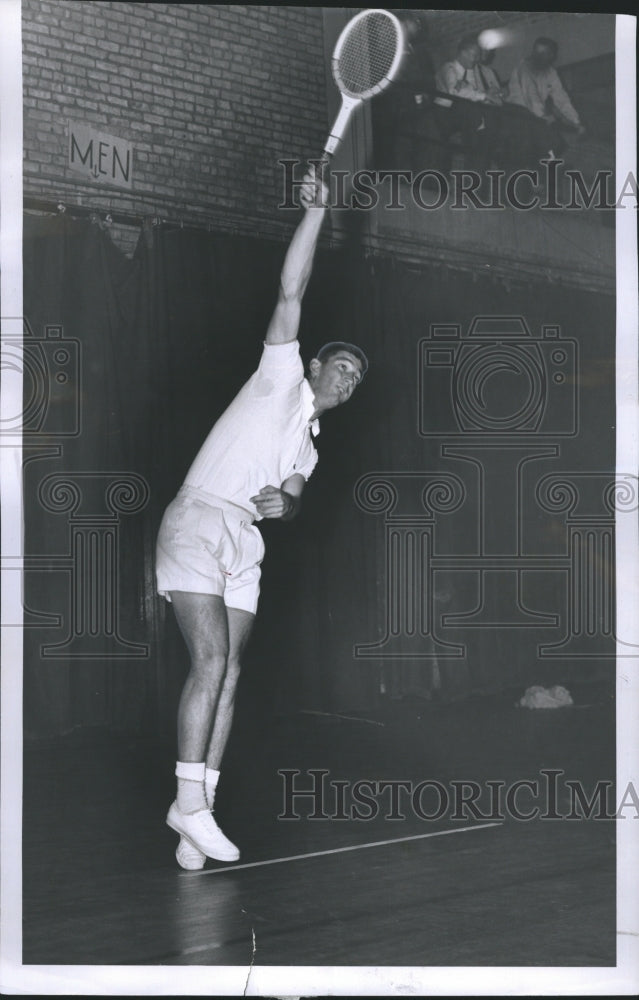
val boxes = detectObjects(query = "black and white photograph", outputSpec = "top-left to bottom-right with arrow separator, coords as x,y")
1,2 -> 637,996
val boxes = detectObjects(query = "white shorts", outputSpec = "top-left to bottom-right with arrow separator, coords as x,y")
155,486 -> 265,615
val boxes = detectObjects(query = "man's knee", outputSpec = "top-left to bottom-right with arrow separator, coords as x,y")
190,641 -> 230,677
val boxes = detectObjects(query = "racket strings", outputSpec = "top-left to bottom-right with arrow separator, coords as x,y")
335,13 -> 399,97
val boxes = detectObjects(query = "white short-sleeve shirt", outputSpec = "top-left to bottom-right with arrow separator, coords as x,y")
183,340 -> 319,520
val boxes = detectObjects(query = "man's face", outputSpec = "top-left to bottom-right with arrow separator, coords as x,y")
404,16 -> 420,42
310,351 -> 363,410
532,43 -> 555,69
459,44 -> 480,69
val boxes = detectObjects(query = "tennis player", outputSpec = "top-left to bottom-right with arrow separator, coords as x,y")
156,168 -> 368,869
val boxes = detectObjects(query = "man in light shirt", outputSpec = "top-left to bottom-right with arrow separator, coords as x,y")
156,169 -> 367,869
436,34 -> 494,105
435,34 -> 501,169
477,47 -> 506,105
506,37 -> 585,160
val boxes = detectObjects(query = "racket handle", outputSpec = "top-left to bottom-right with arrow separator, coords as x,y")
323,94 -> 361,158
299,149 -> 332,199
316,153 -> 332,188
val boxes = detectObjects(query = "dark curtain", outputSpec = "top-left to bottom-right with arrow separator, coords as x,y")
23,214 -> 140,736
23,213 -> 615,738
296,258 -> 616,709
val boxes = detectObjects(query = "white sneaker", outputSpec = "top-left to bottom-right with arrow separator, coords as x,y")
166,801 -> 240,862
176,836 -> 206,870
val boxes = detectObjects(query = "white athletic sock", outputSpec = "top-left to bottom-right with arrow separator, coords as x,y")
205,767 -> 220,810
175,760 -> 207,814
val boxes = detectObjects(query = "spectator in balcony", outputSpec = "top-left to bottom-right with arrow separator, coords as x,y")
476,46 -> 509,163
401,12 -> 436,94
506,37 -> 585,160
434,34 -> 502,170
477,47 -> 506,104
373,14 -> 440,171
436,34 -> 491,104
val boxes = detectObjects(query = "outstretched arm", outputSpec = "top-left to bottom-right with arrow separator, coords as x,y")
265,168 -> 328,345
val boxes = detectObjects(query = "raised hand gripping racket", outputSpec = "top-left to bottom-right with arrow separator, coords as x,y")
324,8 -> 406,160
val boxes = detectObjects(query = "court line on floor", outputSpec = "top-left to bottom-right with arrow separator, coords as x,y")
180,821 -> 503,877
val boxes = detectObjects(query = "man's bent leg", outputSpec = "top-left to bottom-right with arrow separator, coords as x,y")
206,606 -> 255,771
166,591 -> 240,863
172,591 -> 230,766
175,606 -> 256,870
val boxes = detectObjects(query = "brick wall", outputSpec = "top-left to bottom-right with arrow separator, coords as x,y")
21,3 -> 617,283
23,1 -> 328,248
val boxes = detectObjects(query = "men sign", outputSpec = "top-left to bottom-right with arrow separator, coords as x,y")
68,120 -> 133,190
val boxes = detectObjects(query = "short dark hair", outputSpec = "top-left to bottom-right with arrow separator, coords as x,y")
458,33 -> 480,54
316,341 -> 369,379
533,36 -> 558,57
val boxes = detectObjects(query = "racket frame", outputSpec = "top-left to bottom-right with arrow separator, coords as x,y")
324,9 -> 406,159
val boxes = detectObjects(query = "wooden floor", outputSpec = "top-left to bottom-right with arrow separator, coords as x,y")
22,683 -> 616,967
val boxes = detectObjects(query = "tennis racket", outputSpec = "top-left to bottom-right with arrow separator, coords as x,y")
324,9 -> 406,160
